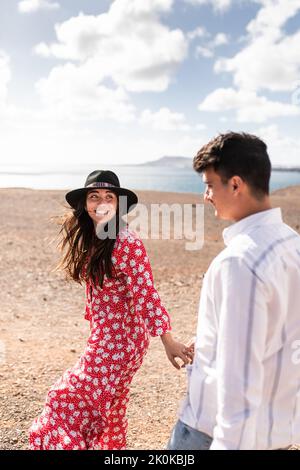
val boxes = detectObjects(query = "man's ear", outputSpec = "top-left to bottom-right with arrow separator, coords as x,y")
231,176 -> 243,192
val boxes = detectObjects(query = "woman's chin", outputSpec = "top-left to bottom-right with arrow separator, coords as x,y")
94,216 -> 117,239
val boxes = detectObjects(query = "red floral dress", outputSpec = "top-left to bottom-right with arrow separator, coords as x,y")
28,227 -> 171,450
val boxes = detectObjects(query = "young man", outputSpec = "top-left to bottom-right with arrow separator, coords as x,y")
168,132 -> 300,450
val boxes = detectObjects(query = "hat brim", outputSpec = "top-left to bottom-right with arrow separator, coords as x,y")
65,187 -> 138,214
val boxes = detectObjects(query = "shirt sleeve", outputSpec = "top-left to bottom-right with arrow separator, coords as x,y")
114,230 -> 172,337
210,256 -> 268,450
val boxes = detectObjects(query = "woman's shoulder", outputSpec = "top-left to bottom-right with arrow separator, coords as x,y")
112,226 -> 151,272
118,226 -> 140,243
114,226 -> 143,254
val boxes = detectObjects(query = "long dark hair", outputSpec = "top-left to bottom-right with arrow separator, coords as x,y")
56,193 -> 123,288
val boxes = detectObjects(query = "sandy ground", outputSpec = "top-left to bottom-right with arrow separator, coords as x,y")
0,186 -> 300,450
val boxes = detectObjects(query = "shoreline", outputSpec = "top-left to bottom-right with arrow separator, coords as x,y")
1,183 -> 300,196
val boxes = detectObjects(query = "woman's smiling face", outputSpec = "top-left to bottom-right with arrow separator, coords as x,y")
86,189 -> 118,226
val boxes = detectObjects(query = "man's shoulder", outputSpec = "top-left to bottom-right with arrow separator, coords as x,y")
210,222 -> 300,277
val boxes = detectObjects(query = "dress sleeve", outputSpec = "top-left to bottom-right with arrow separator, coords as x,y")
114,229 -> 172,337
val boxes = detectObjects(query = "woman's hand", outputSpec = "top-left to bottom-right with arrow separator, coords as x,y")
161,333 -> 194,370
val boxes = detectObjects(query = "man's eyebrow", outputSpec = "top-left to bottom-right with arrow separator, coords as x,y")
203,180 -> 212,184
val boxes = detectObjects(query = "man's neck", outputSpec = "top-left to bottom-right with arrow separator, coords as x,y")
233,198 -> 272,223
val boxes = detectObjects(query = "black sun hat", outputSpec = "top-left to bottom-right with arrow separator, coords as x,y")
65,170 -> 138,213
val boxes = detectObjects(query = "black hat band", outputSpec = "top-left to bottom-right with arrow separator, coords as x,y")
86,182 -> 118,189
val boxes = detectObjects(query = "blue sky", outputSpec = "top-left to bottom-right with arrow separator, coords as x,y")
0,0 -> 300,167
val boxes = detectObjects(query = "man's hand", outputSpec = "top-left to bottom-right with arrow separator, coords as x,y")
161,333 -> 194,369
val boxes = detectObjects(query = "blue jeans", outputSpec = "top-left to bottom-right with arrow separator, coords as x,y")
167,420 -> 213,450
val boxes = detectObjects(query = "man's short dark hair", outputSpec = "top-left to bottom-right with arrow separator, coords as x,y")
193,132 -> 271,198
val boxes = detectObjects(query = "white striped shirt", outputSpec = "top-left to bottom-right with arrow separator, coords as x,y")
179,208 -> 300,450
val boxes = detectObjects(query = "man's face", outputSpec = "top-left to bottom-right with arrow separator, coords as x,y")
202,167 -> 235,220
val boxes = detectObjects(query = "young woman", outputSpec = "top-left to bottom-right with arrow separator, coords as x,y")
29,170 -> 191,450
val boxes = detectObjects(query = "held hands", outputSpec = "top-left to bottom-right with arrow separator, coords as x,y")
161,333 -> 195,370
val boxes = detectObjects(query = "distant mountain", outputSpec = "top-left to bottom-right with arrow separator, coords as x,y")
136,157 -> 300,172
273,166 -> 300,172
139,156 -> 193,168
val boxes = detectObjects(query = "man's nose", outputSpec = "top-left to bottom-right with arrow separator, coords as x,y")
204,188 -> 210,202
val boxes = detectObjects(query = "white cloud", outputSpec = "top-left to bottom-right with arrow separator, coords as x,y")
215,0 -> 300,92
184,0 -> 232,12
18,0 -> 60,13
196,46 -> 214,58
0,51 -> 11,105
187,26 -> 207,41
198,87 -> 300,123
36,63 -> 136,123
195,32 -> 229,58
214,32 -> 229,46
32,0 -> 187,123
248,0 -> 300,40
34,0 -> 187,92
140,107 -> 190,131
255,124 -> 300,167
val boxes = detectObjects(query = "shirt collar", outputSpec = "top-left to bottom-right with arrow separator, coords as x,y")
222,208 -> 283,246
